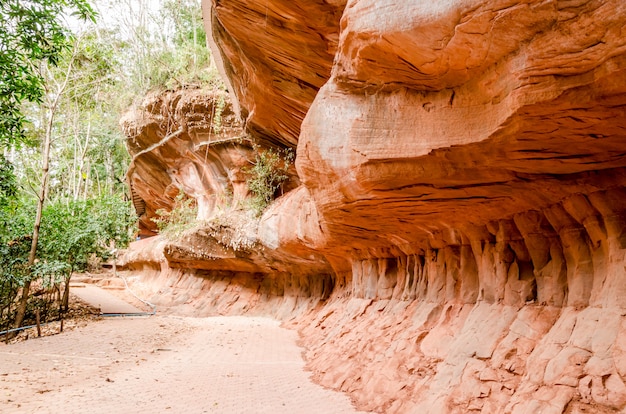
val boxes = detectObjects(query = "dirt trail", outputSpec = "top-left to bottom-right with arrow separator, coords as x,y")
0,315 -> 368,414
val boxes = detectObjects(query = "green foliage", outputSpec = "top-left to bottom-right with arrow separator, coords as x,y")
31,260 -> 70,287
10,27 -> 132,202
98,0 -> 222,99
61,30 -> 118,109
0,195 -> 136,330
0,199 -> 35,262
51,29 -> 129,200
0,200 -> 35,328
245,147 -> 294,216
158,0 -> 225,90
0,0 -> 96,146
38,196 -> 136,271
0,195 -> 134,285
0,234 -> 33,286
1,0 -> 229,332
151,190 -> 198,239
0,0 -> 97,219
0,155 -> 17,205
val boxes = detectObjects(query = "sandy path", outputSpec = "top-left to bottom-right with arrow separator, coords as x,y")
0,316 -> 366,414
70,284 -> 145,314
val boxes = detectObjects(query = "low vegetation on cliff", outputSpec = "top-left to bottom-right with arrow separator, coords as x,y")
245,146 -> 294,216
151,190 -> 198,239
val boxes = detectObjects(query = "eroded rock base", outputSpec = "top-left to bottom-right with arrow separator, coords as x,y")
121,184 -> 626,413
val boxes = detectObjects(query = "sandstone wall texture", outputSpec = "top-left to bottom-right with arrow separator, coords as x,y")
120,1 -> 626,412
121,88 -> 248,235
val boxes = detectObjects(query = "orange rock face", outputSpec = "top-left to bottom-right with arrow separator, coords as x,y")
298,1 -> 626,261
204,0 -> 346,147
122,88 -> 248,235
118,1 -> 626,412
122,88 -> 331,275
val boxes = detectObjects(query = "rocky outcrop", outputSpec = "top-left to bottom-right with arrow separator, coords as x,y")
121,88 -> 248,235
121,88 -> 332,274
290,186 -> 626,413
296,1 -> 626,265
204,0 -> 346,147
118,1 -> 626,413
118,237 -> 334,320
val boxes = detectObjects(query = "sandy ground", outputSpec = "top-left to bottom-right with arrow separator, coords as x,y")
0,315 -> 367,414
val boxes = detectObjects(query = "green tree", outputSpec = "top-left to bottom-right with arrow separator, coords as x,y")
38,196 -> 135,311
96,0 -> 221,96
0,195 -> 135,330
41,29 -> 128,201
0,0 -> 96,146
1,0 -> 222,333
0,0 -> 97,333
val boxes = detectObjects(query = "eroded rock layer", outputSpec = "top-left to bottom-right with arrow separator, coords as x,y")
122,89 -> 332,274
204,0 -> 346,147
121,88 -> 247,235
119,1 -> 626,412
291,187 -> 626,413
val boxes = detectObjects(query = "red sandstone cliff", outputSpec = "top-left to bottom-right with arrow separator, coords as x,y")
120,1 -> 626,412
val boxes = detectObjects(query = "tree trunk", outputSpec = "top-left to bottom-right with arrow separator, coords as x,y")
11,56 -> 75,333
73,119 -> 91,201
12,280 -> 32,333
110,239 -> 117,276
61,269 -> 72,312
11,108 -> 53,332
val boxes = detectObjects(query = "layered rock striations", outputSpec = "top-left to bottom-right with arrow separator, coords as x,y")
122,87 -> 332,276
204,0 -> 346,147
122,88 -> 247,235
297,0 -> 626,261
119,1 -> 626,413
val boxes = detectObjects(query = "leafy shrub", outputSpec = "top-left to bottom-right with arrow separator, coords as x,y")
245,147 -> 294,216
38,196 -> 136,271
0,155 -> 16,204
0,195 -> 136,330
151,190 -> 198,239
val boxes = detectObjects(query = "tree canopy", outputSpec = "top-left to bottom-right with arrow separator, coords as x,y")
0,0 -> 96,146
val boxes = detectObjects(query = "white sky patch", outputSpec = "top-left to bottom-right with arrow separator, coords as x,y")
66,0 -> 176,44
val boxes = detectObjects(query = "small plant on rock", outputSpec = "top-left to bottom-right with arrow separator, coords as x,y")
151,190 -> 198,239
245,146 -> 293,216
212,94 -> 225,135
